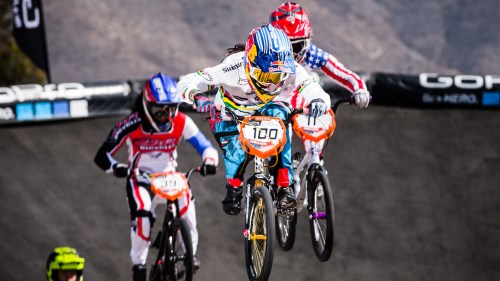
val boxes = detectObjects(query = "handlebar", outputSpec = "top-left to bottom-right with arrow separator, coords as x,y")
185,166 -> 201,181
133,166 -> 202,187
220,94 -> 358,123
332,96 -> 355,114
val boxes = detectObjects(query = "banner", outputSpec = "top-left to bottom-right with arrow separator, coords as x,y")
11,0 -> 51,82
0,81 -> 133,125
371,73 -> 500,108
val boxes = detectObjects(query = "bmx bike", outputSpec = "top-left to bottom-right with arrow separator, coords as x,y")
136,167 -> 201,281
275,97 -> 353,262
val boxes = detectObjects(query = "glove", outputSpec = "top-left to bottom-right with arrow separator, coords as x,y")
194,93 -> 214,113
200,158 -> 217,177
306,99 -> 327,117
112,163 -> 129,178
353,89 -> 370,108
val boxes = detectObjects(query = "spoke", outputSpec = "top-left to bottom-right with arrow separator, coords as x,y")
250,195 -> 268,277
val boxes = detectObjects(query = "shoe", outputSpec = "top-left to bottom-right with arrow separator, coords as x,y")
277,186 -> 297,210
222,184 -> 243,216
132,264 -> 147,281
193,256 -> 201,273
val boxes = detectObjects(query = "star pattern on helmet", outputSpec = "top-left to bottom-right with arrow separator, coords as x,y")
303,44 -> 329,69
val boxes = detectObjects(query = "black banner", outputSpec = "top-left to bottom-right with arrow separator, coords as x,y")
371,72 -> 500,108
11,0 -> 51,82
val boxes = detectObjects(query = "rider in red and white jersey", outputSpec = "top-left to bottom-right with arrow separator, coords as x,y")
94,73 -> 218,281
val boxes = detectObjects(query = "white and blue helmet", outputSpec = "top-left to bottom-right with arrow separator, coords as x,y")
142,73 -> 181,132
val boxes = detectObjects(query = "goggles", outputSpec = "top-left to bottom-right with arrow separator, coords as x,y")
291,38 -> 310,60
148,103 -> 178,119
250,67 -> 288,84
249,66 -> 290,97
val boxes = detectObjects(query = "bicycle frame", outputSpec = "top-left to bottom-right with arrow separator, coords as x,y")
293,140 -> 323,213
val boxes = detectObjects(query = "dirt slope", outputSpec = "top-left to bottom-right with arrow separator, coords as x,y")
1,107 -> 499,280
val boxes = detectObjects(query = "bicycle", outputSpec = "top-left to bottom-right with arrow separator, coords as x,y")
135,167 -> 201,281
223,108 -> 309,281
274,97 -> 353,262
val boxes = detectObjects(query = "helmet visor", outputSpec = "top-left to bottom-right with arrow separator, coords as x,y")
249,67 -> 289,88
147,103 -> 178,124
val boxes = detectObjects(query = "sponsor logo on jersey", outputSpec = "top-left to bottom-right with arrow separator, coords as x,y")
134,137 -> 178,151
198,71 -> 213,82
223,62 -> 243,73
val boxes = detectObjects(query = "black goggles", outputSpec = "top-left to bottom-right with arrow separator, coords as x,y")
148,103 -> 178,117
291,38 -> 309,59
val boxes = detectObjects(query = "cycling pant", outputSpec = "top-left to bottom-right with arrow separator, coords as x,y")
126,178 -> 198,265
212,102 -> 292,187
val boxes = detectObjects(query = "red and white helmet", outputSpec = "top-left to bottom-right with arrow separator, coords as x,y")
269,2 -> 312,63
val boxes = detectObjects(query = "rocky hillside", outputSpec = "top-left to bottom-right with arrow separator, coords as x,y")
43,0 -> 499,84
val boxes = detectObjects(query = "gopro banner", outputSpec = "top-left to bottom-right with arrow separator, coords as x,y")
371,73 -> 500,108
11,0 -> 51,81
0,81 -> 133,125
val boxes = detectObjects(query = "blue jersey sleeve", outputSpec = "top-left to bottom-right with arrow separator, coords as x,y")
187,131 -> 214,156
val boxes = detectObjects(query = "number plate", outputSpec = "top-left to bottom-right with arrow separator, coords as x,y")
239,116 -> 287,159
150,172 -> 189,200
292,109 -> 336,142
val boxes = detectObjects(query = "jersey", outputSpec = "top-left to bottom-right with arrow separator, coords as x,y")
177,51 -> 331,119
303,43 -> 367,93
94,111 -> 218,174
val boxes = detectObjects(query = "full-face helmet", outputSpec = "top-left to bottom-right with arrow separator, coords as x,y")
244,24 -> 295,103
269,2 -> 312,63
46,247 -> 85,281
142,73 -> 181,132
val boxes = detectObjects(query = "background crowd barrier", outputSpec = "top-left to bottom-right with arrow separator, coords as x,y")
1,72 -> 499,125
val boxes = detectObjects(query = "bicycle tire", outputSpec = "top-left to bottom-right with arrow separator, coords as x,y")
275,209 -> 297,251
149,212 -> 172,281
149,231 -> 166,281
308,169 -> 334,262
167,218 -> 194,281
245,186 -> 275,281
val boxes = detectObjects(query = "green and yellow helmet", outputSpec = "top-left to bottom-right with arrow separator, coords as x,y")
46,247 -> 85,281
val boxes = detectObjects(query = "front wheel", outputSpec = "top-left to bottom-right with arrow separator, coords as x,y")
167,218 -> 194,281
307,169 -> 334,262
245,186 -> 275,281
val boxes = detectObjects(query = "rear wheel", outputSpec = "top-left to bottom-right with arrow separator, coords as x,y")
167,219 -> 193,281
307,169 -> 334,262
275,209 -> 297,251
245,186 -> 275,281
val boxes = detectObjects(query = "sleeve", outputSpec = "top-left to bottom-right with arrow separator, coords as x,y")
292,64 -> 332,108
304,43 -> 367,93
93,113 -> 139,173
176,67 -> 220,103
182,115 -> 219,165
